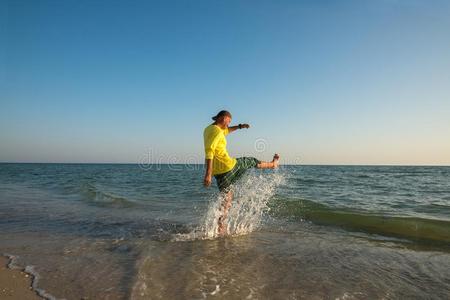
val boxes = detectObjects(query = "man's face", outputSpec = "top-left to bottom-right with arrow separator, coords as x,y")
223,116 -> 232,126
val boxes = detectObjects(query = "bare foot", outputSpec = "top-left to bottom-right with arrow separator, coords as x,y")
272,153 -> 280,168
218,227 -> 227,237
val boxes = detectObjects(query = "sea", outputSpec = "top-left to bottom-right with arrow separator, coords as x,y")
0,163 -> 449,299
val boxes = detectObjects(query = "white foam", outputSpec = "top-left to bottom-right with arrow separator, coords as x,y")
2,253 -> 63,300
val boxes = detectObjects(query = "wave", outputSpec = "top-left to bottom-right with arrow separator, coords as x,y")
268,198 -> 450,244
80,183 -> 137,208
292,177 -> 330,184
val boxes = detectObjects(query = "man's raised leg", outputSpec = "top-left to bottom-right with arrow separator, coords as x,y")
257,154 -> 280,169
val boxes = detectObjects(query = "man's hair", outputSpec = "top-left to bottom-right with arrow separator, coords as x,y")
212,110 -> 232,121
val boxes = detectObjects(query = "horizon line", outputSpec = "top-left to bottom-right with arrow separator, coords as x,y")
1,162 -> 449,167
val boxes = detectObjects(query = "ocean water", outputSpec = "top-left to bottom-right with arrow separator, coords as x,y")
0,163 -> 449,299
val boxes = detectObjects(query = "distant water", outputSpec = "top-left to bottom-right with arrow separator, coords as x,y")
0,163 -> 449,299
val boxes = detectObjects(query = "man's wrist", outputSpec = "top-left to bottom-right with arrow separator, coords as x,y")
238,124 -> 242,129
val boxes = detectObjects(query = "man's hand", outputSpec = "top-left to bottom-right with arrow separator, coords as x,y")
204,159 -> 213,187
240,123 -> 250,129
204,174 -> 212,187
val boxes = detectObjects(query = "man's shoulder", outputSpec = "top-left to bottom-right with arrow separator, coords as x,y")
204,124 -> 221,135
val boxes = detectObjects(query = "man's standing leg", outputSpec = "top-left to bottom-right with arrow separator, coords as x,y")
218,190 -> 233,236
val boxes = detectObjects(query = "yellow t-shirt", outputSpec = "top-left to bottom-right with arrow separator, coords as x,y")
203,124 -> 237,176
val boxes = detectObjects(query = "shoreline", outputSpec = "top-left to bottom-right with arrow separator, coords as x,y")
0,254 -> 44,300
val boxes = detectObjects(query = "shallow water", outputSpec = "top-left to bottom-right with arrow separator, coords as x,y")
0,163 -> 449,299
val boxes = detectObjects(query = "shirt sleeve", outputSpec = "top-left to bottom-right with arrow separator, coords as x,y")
223,127 -> 229,136
204,130 -> 221,160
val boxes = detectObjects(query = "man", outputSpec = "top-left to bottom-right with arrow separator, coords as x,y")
203,110 -> 280,236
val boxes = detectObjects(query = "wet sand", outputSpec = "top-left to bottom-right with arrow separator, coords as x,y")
0,255 -> 42,300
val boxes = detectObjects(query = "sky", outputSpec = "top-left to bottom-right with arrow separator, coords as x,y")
1,0 -> 450,165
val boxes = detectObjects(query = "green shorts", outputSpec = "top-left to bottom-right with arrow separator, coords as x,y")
214,157 -> 260,193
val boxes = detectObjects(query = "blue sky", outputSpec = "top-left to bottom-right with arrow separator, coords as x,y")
1,0 -> 449,164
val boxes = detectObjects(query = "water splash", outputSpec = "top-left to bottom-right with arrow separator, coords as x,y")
174,169 -> 285,241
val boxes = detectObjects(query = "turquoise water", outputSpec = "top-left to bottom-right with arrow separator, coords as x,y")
0,163 -> 449,299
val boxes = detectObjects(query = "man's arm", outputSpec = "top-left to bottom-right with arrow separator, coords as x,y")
204,159 -> 213,187
204,129 -> 221,187
228,123 -> 250,133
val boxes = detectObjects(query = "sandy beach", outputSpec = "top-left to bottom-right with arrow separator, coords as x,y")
0,255 -> 41,300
